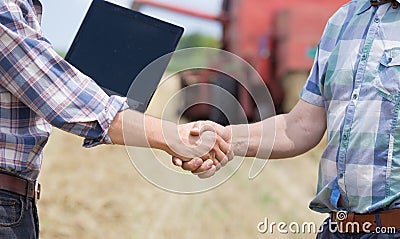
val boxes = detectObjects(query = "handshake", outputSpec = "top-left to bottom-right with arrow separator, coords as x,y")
111,109 -> 270,177
170,121 -> 234,179
113,99 -> 322,179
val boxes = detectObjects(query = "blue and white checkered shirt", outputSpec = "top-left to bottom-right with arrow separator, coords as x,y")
302,0 -> 400,213
0,0 -> 127,181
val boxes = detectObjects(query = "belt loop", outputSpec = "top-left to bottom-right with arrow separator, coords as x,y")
375,212 -> 382,228
25,181 -> 31,210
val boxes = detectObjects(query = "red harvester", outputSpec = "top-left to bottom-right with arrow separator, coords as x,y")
133,0 -> 349,125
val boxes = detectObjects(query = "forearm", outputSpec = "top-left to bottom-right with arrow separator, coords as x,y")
108,109 -> 174,151
108,110 -> 227,162
226,100 -> 326,159
226,115 -> 292,159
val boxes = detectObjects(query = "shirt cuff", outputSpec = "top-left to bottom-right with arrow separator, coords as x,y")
300,88 -> 325,108
83,95 -> 128,147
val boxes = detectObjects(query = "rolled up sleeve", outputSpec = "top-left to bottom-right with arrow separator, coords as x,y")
0,0 -> 128,147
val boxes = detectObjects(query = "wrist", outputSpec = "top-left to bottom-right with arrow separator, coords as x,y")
145,116 -> 173,152
222,125 -> 232,143
227,124 -> 254,157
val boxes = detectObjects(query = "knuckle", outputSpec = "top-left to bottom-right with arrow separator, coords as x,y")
203,164 -> 211,171
221,159 -> 228,166
184,163 -> 195,171
216,163 -> 221,171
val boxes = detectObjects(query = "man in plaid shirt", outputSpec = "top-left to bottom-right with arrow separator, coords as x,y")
0,0 -> 232,238
176,0 -> 400,237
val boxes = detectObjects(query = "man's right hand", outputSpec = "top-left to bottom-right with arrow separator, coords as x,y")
172,121 -> 234,178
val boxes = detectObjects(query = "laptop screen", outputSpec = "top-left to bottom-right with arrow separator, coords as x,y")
65,0 -> 184,112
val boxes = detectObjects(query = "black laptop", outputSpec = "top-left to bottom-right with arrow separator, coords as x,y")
65,0 -> 184,112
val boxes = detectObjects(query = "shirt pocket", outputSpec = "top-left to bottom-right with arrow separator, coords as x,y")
374,48 -> 400,99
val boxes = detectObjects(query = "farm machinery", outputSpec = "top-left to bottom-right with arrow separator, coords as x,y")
133,0 -> 348,124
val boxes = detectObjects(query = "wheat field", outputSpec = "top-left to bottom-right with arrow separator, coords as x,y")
38,77 -> 327,239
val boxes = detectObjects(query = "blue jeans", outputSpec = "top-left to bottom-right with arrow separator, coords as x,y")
0,189 -> 39,239
317,218 -> 400,239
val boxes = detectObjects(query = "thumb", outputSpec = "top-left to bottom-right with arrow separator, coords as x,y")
199,124 -> 217,134
190,121 -> 201,136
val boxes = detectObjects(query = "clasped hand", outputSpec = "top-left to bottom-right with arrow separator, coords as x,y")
171,121 -> 233,178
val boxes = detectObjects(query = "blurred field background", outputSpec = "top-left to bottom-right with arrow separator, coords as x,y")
38,76 -> 327,239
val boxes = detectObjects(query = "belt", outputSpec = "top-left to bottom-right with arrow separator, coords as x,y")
370,0 -> 399,8
0,172 -> 41,203
331,209 -> 400,233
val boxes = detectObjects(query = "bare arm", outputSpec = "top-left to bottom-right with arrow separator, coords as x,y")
108,109 -> 232,162
228,99 -> 326,159
172,99 -> 326,176
108,109 -> 170,149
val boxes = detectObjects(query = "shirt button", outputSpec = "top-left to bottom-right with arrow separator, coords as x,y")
361,54 -> 367,60
352,94 -> 358,100
374,17 -> 380,23
343,134 -> 348,141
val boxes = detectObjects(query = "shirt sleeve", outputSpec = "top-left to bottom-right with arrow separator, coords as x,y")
0,1 -> 128,147
300,43 -> 326,108
300,2 -> 353,108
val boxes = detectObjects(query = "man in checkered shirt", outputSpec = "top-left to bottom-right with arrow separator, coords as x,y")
0,0 -> 232,238
176,0 -> 400,237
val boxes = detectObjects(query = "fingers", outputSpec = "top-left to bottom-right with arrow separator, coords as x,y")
191,159 -> 214,174
227,149 -> 234,162
173,120 -> 234,179
201,146 -> 234,169
211,157 -> 222,171
213,149 -> 226,168
172,157 -> 217,178
182,158 -> 204,171
196,131 -> 232,170
219,154 -> 229,167
198,130 -> 230,158
215,135 -> 230,156
172,153 -> 232,179
172,157 -> 183,167
208,135 -> 232,165
215,147 -> 234,164
197,165 -> 217,179
199,149 -> 222,171
172,157 -> 204,172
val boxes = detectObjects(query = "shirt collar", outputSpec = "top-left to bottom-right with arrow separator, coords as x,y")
356,1 -> 372,15
357,0 -> 400,15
